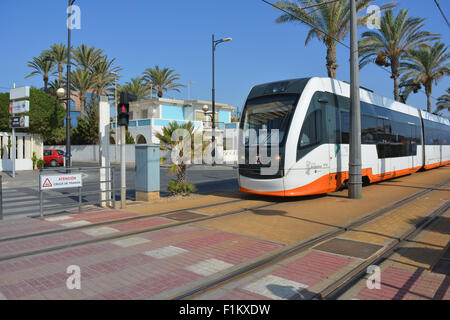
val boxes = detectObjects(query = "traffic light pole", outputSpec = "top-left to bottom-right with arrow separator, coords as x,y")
120,125 -> 126,209
117,92 -> 136,209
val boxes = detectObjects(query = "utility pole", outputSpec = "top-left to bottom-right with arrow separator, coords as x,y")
113,72 -> 118,164
11,83 -> 16,178
349,0 -> 362,199
212,34 -> 216,166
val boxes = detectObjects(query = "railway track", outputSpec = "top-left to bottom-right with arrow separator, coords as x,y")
168,178 -> 449,300
316,201 -> 450,300
0,195 -> 285,262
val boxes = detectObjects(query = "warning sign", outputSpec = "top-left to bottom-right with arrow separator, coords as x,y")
40,174 -> 82,190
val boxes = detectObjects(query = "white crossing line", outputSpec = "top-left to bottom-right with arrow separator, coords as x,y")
3,195 -> 38,202
185,258 -> 234,276
60,220 -> 92,228
143,246 -> 188,259
81,227 -> 118,236
44,215 -> 72,222
112,237 -> 151,248
3,199 -> 52,208
243,275 -> 308,300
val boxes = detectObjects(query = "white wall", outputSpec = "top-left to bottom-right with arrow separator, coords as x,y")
44,145 -> 238,164
45,145 -> 136,164
1,132 -> 42,171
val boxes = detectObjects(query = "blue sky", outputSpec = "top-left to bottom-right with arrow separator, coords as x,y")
0,0 -> 449,115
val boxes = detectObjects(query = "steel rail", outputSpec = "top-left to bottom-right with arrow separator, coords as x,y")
169,178 -> 449,300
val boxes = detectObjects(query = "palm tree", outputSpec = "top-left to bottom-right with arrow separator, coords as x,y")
434,88 -> 450,114
118,77 -> 151,100
156,121 -> 196,193
25,54 -> 56,92
273,0 -> 393,78
400,42 -> 449,112
71,68 -> 95,119
44,44 -> 68,84
142,65 -> 184,98
73,44 -> 104,71
48,79 -> 65,100
91,56 -> 120,104
359,9 -> 440,102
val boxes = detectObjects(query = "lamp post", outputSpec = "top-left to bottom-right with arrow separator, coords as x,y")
66,0 -> 76,170
211,34 -> 232,166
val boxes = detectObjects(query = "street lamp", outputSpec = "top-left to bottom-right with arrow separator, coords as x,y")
65,0 -> 76,170
56,87 -> 66,100
211,34 -> 232,166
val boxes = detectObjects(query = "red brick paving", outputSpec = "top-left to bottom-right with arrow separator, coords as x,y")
356,266 -> 450,300
216,251 -> 353,300
0,222 -> 283,299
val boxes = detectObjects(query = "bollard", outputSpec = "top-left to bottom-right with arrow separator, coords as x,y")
135,144 -> 160,201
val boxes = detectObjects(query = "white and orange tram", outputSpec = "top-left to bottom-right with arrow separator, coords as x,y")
238,77 -> 450,197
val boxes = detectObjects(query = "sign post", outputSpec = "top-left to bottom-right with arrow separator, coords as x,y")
9,85 -> 30,178
39,173 -> 83,217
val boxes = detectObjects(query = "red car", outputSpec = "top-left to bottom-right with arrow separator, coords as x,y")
43,149 -> 65,167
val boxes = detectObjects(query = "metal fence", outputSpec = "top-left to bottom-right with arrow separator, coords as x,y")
38,166 -> 116,218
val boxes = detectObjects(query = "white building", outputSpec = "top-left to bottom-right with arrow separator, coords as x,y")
111,97 -> 236,145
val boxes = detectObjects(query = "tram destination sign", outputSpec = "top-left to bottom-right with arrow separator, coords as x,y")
40,174 -> 83,190
9,115 -> 29,128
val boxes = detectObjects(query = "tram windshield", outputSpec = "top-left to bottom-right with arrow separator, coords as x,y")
241,94 -> 298,146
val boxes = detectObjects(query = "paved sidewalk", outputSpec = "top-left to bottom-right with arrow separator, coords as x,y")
0,166 -> 448,300
340,209 -> 450,300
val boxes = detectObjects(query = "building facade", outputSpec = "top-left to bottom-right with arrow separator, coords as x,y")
112,97 -> 235,145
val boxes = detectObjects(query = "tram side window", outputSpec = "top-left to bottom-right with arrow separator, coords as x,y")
297,110 -> 323,160
298,110 -> 322,149
362,115 -> 377,144
340,111 -> 350,144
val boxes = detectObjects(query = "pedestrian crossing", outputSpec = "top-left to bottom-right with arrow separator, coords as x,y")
0,186 -> 103,219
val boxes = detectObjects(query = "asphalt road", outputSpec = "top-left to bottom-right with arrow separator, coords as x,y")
0,162 -> 239,219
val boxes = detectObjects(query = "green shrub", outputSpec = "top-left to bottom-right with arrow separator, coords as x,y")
37,159 -> 45,170
167,180 -> 196,196
32,152 -> 38,170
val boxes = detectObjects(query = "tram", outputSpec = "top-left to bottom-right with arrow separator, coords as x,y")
238,77 -> 450,197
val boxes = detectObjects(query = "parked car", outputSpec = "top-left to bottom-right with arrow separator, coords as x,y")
43,149 -> 65,167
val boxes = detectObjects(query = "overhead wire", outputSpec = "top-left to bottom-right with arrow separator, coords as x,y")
262,0 -> 440,103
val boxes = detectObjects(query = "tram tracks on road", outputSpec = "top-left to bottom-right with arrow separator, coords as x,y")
0,197 -> 249,243
315,200 -> 450,300
0,196 -> 284,262
168,178 -> 449,300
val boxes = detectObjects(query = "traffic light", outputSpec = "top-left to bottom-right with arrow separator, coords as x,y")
117,103 -> 129,127
117,92 -> 137,128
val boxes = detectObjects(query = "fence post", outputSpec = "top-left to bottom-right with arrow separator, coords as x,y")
0,175 -> 3,220
78,186 -> 82,214
111,167 -> 116,209
39,190 -> 43,218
